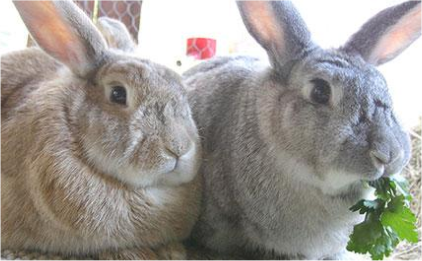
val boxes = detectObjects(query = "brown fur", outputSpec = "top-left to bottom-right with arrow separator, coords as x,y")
1,1 -> 201,259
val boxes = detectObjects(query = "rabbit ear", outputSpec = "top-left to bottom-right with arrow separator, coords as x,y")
237,0 -> 314,79
13,0 -> 107,77
343,1 -> 421,66
96,17 -> 136,52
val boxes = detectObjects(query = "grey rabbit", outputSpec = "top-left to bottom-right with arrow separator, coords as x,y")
184,0 -> 421,259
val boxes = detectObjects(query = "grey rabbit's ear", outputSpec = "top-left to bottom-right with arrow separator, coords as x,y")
96,17 -> 136,52
13,0 -> 107,77
236,0 -> 314,79
342,1 -> 421,66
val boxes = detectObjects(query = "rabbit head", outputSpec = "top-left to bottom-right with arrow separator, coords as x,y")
14,0 -> 200,188
96,16 -> 137,52
237,1 -> 420,193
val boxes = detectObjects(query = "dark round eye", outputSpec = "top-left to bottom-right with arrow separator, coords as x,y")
110,86 -> 127,105
310,78 -> 331,105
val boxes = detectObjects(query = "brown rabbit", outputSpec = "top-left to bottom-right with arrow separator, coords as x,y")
1,0 -> 201,259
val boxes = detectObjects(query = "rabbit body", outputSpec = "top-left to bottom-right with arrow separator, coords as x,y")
185,56 -> 364,259
2,1 -> 201,259
185,1 -> 420,259
1,45 -> 200,261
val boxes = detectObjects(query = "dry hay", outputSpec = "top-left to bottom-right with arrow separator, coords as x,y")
391,119 -> 422,260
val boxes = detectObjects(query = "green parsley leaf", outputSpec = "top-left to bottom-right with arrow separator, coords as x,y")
381,195 -> 418,243
347,177 -> 418,260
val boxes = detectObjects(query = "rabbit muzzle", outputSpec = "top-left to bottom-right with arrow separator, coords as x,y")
163,140 -> 195,171
368,122 -> 411,178
160,140 -> 200,186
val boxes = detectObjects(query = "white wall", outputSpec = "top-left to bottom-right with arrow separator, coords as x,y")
0,0 -> 28,54
138,0 -> 250,71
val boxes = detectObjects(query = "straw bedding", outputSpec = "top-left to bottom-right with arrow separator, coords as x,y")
390,121 -> 421,260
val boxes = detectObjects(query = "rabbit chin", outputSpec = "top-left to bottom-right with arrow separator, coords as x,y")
86,146 -> 199,188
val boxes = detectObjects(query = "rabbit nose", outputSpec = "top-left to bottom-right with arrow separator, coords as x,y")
164,142 -> 193,159
370,149 -> 403,170
165,146 -> 181,159
369,119 -> 403,170
370,150 -> 390,167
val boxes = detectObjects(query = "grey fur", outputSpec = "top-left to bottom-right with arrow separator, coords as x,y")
185,1 -> 419,259
96,17 -> 136,52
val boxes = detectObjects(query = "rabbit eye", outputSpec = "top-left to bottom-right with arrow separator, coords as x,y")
310,78 -> 331,105
110,86 -> 127,105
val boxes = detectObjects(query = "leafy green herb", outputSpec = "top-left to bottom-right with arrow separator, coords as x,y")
347,176 -> 418,260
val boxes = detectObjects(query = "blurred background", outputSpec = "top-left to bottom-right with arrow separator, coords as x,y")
0,0 -> 421,259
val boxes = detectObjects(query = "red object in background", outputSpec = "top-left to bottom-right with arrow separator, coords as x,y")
187,38 -> 217,60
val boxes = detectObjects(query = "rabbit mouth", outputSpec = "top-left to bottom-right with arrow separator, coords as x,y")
381,164 -> 406,178
159,146 -> 200,186
369,149 -> 407,179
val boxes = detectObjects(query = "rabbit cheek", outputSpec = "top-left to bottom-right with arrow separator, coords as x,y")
279,99 -> 322,161
333,130 -> 384,181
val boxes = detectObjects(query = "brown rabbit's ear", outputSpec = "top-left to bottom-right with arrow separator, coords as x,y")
13,0 -> 107,77
96,17 -> 136,53
342,1 -> 421,66
237,1 -> 314,80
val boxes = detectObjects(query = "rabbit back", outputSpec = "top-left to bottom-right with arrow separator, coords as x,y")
1,48 -> 59,117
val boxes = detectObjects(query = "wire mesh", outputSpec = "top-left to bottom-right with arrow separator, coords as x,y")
74,0 -> 95,19
75,0 -> 142,43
